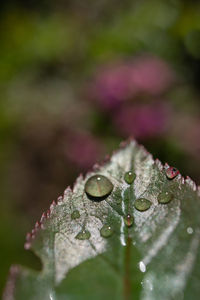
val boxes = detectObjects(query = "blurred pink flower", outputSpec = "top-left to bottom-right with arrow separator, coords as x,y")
129,56 -> 174,96
65,131 -> 104,169
88,55 -> 174,110
113,104 -> 170,139
88,64 -> 135,110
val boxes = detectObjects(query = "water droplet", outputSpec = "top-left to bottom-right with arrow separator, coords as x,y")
85,174 -> 113,198
139,261 -> 146,273
124,214 -> 134,227
187,227 -> 193,234
124,171 -> 136,184
75,230 -> 91,240
134,198 -> 151,212
100,225 -> 113,238
157,191 -> 173,204
71,210 -> 80,220
165,167 -> 179,179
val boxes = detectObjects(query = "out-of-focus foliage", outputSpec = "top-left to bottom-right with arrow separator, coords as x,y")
1,0 -> 200,296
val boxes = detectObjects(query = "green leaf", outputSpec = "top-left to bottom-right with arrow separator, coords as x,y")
3,140 -> 200,300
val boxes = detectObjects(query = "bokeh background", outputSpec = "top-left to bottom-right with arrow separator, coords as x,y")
1,0 -> 200,295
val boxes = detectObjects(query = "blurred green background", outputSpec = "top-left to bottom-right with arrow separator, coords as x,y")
1,0 -> 200,295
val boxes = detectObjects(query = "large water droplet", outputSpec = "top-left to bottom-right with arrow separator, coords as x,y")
134,198 -> 151,211
75,230 -> 91,240
157,191 -> 173,204
71,210 -> 80,220
165,167 -> 179,179
85,174 -> 113,199
100,225 -> 113,238
124,171 -> 136,184
124,214 -> 134,227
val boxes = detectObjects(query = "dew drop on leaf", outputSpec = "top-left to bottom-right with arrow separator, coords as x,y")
75,230 -> 91,240
85,174 -> 113,198
165,167 -> 179,179
100,225 -> 113,238
124,214 -> 134,227
134,198 -> 152,211
124,171 -> 136,184
158,191 -> 173,204
71,210 -> 80,220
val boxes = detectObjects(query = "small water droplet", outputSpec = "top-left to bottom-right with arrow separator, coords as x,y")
187,227 -> 193,234
100,225 -> 113,238
124,171 -> 136,184
134,198 -> 151,211
75,230 -> 91,240
71,210 -> 80,220
85,174 -> 113,199
124,214 -> 134,227
139,261 -> 146,273
165,167 -> 179,179
157,191 -> 173,204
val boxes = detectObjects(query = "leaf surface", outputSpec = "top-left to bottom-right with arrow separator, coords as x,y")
3,140 -> 200,300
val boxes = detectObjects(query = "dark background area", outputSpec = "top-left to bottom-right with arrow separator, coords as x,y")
1,0 -> 200,295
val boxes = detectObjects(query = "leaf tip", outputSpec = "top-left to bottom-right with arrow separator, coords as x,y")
64,186 -> 72,195
50,200 -> 57,212
93,163 -> 100,171
119,137 -> 136,149
46,209 -> 51,218
24,242 -> 31,250
57,195 -> 63,203
185,176 -> 197,191
26,232 -> 31,242
155,158 -> 163,170
35,221 -> 41,230
40,212 -> 47,223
